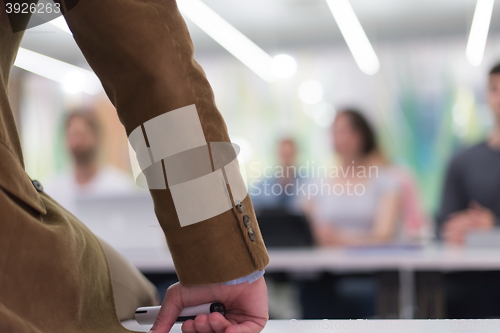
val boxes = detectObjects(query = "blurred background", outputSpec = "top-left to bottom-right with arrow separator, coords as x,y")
9,0 -> 500,322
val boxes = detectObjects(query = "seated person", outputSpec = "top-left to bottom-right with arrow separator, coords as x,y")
251,138 -> 305,215
437,65 -> 500,244
436,63 -> 500,319
298,109 -> 403,319
44,109 -> 135,212
250,138 -> 309,318
371,151 -> 430,242
305,109 -> 402,247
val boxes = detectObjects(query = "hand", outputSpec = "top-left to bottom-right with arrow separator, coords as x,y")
314,224 -> 343,247
149,276 -> 268,333
468,201 -> 495,229
442,211 -> 473,245
443,202 -> 496,245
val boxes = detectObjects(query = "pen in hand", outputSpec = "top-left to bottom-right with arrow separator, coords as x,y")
135,302 -> 226,325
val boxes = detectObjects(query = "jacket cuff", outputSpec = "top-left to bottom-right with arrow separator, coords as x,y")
221,270 -> 265,286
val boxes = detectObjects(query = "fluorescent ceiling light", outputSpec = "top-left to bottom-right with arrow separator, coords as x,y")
30,1 -> 292,84
298,80 -> 324,105
312,103 -> 336,128
48,16 -> 72,34
14,48 -> 101,95
44,1 -> 290,81
466,0 -> 494,67
271,54 -> 297,79
325,0 -> 380,75
178,0 -> 279,81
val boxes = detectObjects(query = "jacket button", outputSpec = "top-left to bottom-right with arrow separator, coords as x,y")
32,180 -> 43,192
247,228 -> 256,242
243,215 -> 251,228
236,203 -> 244,213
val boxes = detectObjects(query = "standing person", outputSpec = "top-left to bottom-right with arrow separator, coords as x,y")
436,63 -> 500,319
44,110 -> 135,212
0,2 -> 269,333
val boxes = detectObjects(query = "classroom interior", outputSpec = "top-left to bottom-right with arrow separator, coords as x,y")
9,0 -> 500,325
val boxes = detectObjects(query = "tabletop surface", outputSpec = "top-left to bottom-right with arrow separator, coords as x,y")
121,319 -> 500,333
116,245 -> 500,273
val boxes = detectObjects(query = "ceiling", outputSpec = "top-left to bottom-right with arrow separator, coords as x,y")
19,0 -> 500,68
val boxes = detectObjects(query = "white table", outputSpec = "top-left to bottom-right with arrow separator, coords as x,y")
117,246 -> 500,273
121,319 -> 500,333
117,246 -> 500,319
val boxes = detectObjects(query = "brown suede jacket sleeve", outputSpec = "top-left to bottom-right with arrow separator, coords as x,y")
61,0 -> 269,285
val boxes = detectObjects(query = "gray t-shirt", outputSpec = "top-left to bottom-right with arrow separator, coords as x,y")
309,171 -> 400,232
437,142 -> 500,234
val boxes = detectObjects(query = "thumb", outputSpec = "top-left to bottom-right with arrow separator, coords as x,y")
469,200 -> 483,210
149,284 -> 183,333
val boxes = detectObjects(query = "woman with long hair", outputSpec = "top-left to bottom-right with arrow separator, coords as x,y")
305,109 -> 402,246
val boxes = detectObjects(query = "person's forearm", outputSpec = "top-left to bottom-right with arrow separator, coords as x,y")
62,0 -> 269,285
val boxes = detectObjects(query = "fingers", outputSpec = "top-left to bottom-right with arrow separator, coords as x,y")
193,314 -> 213,333
469,200 -> 489,211
446,211 -> 470,224
181,312 -> 232,333
195,313 -> 231,333
181,319 -> 197,333
443,219 -> 469,245
181,313 -> 261,333
469,200 -> 482,209
465,201 -> 494,228
444,229 -> 465,245
444,212 -> 474,234
181,312 -> 231,333
149,284 -> 183,333
225,321 -> 265,333
208,312 -> 232,333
